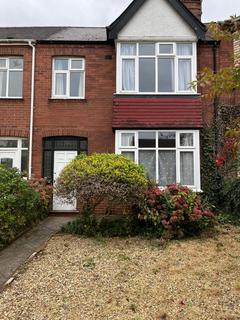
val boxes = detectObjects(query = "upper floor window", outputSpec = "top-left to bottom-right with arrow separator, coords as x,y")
0,57 -> 23,98
52,58 -> 85,99
118,42 -> 196,94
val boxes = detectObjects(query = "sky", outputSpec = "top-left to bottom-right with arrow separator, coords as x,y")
0,0 -> 239,27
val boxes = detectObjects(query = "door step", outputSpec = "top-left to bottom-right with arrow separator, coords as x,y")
49,211 -> 79,216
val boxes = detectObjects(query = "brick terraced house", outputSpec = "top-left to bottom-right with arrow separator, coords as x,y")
0,0 -> 236,211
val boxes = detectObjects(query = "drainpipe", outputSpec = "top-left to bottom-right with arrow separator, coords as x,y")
0,39 -> 36,178
213,40 -> 219,154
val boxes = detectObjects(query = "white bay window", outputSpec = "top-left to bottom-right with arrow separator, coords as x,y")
117,42 -> 196,94
116,130 -> 201,191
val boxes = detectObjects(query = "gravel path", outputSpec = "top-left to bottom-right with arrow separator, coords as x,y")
0,225 -> 240,320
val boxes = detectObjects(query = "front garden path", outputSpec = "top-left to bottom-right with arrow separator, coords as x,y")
0,215 -> 76,291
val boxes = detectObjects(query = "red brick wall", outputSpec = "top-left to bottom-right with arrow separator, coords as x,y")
0,45 -> 32,138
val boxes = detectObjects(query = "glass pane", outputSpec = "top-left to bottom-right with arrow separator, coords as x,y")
70,72 -> 83,97
121,133 -> 135,147
21,150 -> 28,173
122,59 -> 135,91
0,158 -> 13,168
80,140 -> 88,151
139,43 -> 155,55
180,133 -> 193,147
55,139 -> 78,150
139,58 -> 155,92
158,58 -> 174,92
120,43 -> 136,56
0,140 -> 18,148
139,132 -> 156,148
139,150 -> 156,181
121,151 -> 135,162
0,70 -> 7,97
178,59 -> 192,91
9,58 -> 23,69
54,59 -> 68,70
22,139 -> 29,148
180,152 -> 194,185
159,151 -> 176,186
43,150 -> 53,183
71,59 -> 83,69
0,59 -> 6,68
159,44 -> 173,54
177,44 -> 192,55
55,73 -> 67,95
9,71 -> 23,97
158,132 -> 176,148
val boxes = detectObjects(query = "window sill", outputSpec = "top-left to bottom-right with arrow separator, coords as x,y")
0,97 -> 24,100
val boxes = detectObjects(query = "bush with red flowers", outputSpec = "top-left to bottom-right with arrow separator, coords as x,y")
139,184 -> 215,239
28,178 -> 53,214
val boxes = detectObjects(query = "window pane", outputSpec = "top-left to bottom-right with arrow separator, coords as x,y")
121,133 -> 135,147
43,150 -> 53,184
139,132 -> 156,148
0,59 -> 6,68
139,150 -> 156,180
71,59 -> 83,69
178,59 -> 192,91
121,151 -> 135,162
54,59 -> 68,70
139,43 -> 155,55
120,43 -> 136,56
70,72 -> 83,97
0,140 -> 18,148
55,73 -> 67,95
180,152 -> 194,185
177,44 -> 192,56
0,70 -> 7,97
0,158 -> 13,168
158,132 -> 176,148
158,58 -> 174,92
9,71 -> 23,97
22,139 -> 29,148
139,58 -> 155,92
159,44 -> 173,54
122,59 -> 135,91
159,151 -> 176,186
9,58 -> 23,69
55,140 -> 78,150
180,133 -> 193,147
80,140 -> 88,151
21,150 -> 28,173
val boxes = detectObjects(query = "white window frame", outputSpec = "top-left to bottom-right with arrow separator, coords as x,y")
0,57 -> 23,98
52,57 -> 85,99
115,130 -> 201,191
116,42 -> 197,95
0,137 -> 28,172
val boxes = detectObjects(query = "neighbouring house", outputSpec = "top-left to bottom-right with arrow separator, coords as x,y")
0,0 -> 237,212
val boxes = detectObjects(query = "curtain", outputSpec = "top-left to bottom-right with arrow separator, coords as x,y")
177,44 -> 192,55
122,59 -> 135,91
121,44 -> 136,56
121,133 -> 135,147
70,72 -> 83,97
121,151 -> 135,162
55,73 -> 66,95
139,150 -> 156,181
180,152 -> 194,185
178,59 -> 191,91
180,133 -> 193,147
0,71 -> 6,97
159,151 -> 176,186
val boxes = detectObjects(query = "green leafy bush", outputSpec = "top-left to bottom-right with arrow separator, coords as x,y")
56,153 -> 148,214
0,166 -> 52,248
139,184 -> 215,239
221,177 -> 240,218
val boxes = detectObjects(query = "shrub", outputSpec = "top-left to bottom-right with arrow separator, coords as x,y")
28,178 -> 53,215
221,177 -> 240,218
139,184 -> 215,239
0,166 -> 52,248
55,153 -> 148,214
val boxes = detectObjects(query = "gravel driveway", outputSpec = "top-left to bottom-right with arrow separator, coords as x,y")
0,225 -> 240,320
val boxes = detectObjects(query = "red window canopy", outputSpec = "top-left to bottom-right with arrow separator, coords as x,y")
113,97 -> 203,129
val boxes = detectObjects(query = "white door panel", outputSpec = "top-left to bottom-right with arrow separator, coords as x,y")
53,151 -> 77,211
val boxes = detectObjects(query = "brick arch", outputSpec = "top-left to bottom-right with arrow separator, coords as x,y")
41,128 -> 89,138
0,128 -> 29,138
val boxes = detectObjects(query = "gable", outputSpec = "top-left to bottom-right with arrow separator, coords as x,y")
109,0 -> 206,41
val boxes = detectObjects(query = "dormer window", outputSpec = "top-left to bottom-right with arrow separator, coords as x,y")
117,42 -> 196,94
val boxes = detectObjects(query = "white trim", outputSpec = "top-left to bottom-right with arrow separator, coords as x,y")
52,57 -> 85,99
117,41 -> 197,95
115,129 -> 201,191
